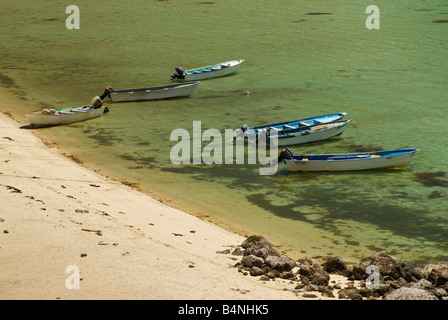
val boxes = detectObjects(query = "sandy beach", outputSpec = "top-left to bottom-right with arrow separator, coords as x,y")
0,109 -> 328,300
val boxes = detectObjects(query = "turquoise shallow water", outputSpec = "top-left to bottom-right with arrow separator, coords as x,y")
1,0 -> 447,264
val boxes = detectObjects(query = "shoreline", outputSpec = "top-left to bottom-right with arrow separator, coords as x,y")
0,108 -> 321,300
1,107 -> 447,300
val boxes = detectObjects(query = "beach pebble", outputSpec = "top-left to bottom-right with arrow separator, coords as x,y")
302,293 -> 318,298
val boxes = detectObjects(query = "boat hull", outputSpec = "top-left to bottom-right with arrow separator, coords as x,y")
284,149 -> 419,172
25,106 -> 106,127
109,81 -> 200,102
271,120 -> 350,146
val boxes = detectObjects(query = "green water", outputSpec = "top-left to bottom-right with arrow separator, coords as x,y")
1,0 -> 447,264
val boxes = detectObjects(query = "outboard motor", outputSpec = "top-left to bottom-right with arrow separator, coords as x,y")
100,86 -> 113,100
269,147 -> 293,169
90,96 -> 103,109
171,66 -> 186,81
277,147 -> 294,163
235,124 -> 248,140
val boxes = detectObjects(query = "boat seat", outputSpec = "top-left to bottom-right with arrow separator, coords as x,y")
283,125 -> 295,130
298,121 -> 311,128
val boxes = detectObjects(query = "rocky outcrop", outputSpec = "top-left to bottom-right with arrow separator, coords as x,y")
230,235 -> 448,300
241,235 -> 280,259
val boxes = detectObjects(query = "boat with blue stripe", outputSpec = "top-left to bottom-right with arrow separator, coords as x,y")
235,112 -> 348,146
276,148 -> 419,172
171,59 -> 244,81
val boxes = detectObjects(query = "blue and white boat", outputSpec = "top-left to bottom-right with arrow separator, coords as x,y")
235,112 -> 348,146
171,59 -> 244,81
276,148 -> 419,172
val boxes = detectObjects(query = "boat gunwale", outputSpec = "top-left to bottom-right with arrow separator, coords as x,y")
110,81 -> 200,94
245,112 -> 347,131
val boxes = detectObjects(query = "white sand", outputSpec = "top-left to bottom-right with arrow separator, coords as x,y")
0,111 -> 329,300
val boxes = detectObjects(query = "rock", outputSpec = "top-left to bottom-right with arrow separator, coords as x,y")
320,286 -> 335,298
422,262 -> 448,287
351,264 -> 366,280
265,256 -> 296,272
350,293 -> 363,300
323,256 -> 349,276
250,266 -> 264,276
241,254 -> 264,268
311,272 -> 330,286
384,287 -> 438,300
280,271 -> 295,280
259,275 -> 270,281
411,278 -> 434,291
359,287 -> 373,298
302,292 -> 318,298
241,235 -> 280,259
358,252 -> 422,283
298,265 -> 322,278
231,247 -> 244,256
297,256 -> 313,267
434,288 -> 447,299
359,252 -> 399,278
266,270 -> 280,278
304,284 -> 318,292
393,260 -> 422,282
295,283 -> 305,290
337,286 -> 360,300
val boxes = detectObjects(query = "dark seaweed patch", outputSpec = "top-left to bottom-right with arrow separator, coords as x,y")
415,171 -> 448,187
119,153 -> 156,168
0,73 -> 19,89
427,190 -> 442,198
42,18 -> 59,22
433,19 -> 448,23
305,13 -> 333,15
87,129 -> 123,146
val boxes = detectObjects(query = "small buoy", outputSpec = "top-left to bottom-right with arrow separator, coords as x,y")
245,91 -> 250,95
